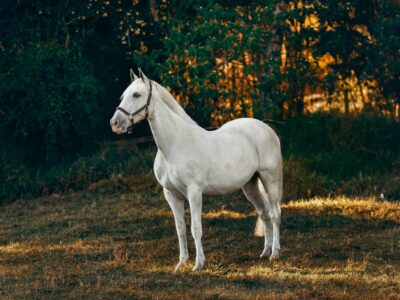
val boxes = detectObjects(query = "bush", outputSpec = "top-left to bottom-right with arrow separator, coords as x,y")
0,44 -> 100,164
283,157 -> 335,200
277,114 -> 400,179
277,113 -> 400,200
0,142 -> 156,202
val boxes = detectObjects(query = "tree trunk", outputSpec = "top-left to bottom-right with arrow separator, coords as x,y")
344,90 -> 349,114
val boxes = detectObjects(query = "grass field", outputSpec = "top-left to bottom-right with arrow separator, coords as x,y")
0,176 -> 399,299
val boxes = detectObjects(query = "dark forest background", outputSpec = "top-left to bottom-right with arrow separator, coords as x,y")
0,0 -> 399,202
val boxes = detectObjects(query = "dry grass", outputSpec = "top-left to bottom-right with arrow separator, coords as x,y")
0,182 -> 399,299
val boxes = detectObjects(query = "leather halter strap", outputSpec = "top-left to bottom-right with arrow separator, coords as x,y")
116,81 -> 153,134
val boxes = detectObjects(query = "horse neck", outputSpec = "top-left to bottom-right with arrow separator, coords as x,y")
155,83 -> 197,126
147,88 -> 198,159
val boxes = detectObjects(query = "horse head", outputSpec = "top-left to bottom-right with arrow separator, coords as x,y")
110,69 -> 152,134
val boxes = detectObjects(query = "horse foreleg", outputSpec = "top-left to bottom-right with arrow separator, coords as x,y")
187,186 -> 205,270
163,188 -> 189,271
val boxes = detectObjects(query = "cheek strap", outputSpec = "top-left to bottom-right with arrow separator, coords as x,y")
115,81 -> 153,134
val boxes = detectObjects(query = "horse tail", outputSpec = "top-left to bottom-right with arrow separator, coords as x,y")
254,216 -> 265,237
253,178 -> 269,237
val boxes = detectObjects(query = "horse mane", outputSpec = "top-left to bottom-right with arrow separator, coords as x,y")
153,81 -> 197,125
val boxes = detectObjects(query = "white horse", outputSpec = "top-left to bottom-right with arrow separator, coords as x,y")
110,69 -> 282,271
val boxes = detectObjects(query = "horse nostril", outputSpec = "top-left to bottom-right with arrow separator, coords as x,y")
110,119 -> 118,127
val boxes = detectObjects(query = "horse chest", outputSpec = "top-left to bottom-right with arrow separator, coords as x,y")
153,152 -> 195,194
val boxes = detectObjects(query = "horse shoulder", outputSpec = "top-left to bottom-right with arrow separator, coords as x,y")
153,151 -> 168,185
153,150 -> 194,194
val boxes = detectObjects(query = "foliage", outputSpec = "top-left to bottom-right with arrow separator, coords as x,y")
278,113 -> 400,177
366,0 -> 400,113
159,2 -> 277,125
117,0 -> 399,121
0,45 -> 99,163
0,0 -> 135,164
0,0 -> 398,201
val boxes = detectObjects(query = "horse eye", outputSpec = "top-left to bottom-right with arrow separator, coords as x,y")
133,92 -> 141,98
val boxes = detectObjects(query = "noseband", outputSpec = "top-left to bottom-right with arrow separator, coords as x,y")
115,81 -> 153,134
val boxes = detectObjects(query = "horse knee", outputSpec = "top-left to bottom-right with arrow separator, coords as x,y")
268,207 -> 281,225
256,208 -> 266,219
191,224 -> 202,238
176,221 -> 186,234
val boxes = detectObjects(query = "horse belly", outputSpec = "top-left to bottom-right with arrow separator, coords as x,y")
203,173 -> 254,195
203,142 -> 259,195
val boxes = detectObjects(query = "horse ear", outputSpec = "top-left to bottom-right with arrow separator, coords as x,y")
130,69 -> 139,82
138,68 -> 149,85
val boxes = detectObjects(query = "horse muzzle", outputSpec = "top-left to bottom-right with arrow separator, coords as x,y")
110,117 -> 128,134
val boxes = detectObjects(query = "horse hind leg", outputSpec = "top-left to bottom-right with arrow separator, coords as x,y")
258,167 -> 282,260
242,175 -> 273,258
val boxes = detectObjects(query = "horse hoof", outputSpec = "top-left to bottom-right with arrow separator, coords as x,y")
269,254 -> 279,262
192,264 -> 203,271
192,260 -> 205,271
260,248 -> 272,258
174,258 -> 189,272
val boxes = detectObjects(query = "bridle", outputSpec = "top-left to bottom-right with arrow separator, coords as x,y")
115,81 -> 153,134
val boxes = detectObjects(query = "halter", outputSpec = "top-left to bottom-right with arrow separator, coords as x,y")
115,81 -> 153,134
